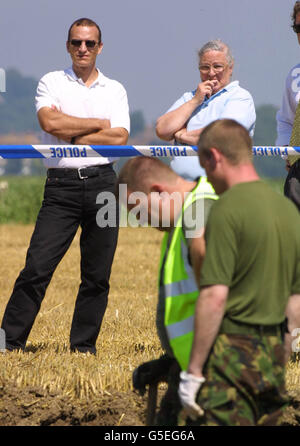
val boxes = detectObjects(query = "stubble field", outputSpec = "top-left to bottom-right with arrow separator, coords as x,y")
0,225 -> 165,426
0,224 -> 300,426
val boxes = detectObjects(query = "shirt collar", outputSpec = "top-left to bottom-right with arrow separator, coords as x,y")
224,80 -> 239,91
194,80 -> 239,105
208,80 -> 239,98
64,67 -> 106,87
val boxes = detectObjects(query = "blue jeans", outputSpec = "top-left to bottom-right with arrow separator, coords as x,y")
1,165 -> 119,353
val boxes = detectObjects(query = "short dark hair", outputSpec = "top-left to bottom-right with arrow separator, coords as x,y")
292,2 -> 300,26
67,18 -> 102,43
198,119 -> 253,165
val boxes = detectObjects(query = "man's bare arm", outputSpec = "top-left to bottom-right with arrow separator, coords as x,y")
75,127 -> 129,145
188,233 -> 206,288
284,294 -> 300,363
188,285 -> 228,378
37,107 -> 111,140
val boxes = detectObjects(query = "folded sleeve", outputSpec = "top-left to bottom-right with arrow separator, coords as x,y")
109,82 -> 130,133
220,90 -> 256,136
35,73 -> 60,113
166,92 -> 193,114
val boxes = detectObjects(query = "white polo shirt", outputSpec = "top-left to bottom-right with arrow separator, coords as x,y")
35,67 -> 130,168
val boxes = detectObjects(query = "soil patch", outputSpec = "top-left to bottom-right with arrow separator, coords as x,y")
0,382 -> 148,426
0,381 -> 299,426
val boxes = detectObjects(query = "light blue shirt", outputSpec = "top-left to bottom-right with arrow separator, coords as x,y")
167,81 -> 256,180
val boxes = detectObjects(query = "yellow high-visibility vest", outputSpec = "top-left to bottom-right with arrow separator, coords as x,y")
159,177 -> 218,370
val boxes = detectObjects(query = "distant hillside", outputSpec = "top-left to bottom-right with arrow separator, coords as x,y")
0,69 -> 40,133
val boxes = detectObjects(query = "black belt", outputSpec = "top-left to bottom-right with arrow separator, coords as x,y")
47,164 -> 113,180
219,318 -> 283,337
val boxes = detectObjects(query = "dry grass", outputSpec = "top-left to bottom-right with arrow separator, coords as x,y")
0,225 -> 164,399
0,224 -> 300,404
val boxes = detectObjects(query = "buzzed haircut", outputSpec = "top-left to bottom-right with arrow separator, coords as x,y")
198,119 -> 253,165
117,157 -> 178,193
67,18 -> 102,43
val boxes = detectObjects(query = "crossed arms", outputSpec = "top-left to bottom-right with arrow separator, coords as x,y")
37,106 -> 129,145
156,80 -> 217,145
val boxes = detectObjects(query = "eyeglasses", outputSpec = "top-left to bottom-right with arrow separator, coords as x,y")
199,64 -> 226,74
70,39 -> 99,49
293,24 -> 300,33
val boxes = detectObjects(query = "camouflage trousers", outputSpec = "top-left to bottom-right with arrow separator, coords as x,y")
156,334 -> 290,426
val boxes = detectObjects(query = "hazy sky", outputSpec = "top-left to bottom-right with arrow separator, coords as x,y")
0,0 -> 299,124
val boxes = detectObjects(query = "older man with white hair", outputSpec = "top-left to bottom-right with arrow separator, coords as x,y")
156,39 -> 256,180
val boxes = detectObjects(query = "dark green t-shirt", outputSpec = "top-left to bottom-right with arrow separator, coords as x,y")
200,181 -> 300,325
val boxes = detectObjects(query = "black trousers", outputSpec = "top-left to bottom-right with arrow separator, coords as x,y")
1,165 -> 119,353
284,159 -> 300,211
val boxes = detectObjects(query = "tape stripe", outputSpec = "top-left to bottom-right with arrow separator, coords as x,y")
0,145 -> 300,159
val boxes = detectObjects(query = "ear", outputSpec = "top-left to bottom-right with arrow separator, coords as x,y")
97,42 -> 104,56
203,147 -> 222,172
150,183 -> 164,194
66,41 -> 70,54
210,147 -> 222,165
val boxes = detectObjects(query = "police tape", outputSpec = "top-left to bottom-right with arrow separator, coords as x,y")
0,145 -> 299,159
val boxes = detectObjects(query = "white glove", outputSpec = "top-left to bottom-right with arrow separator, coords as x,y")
178,371 -> 205,421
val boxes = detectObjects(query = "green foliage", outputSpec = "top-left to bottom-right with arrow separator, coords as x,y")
253,155 -> 286,179
4,159 -> 47,176
0,176 -> 285,225
0,69 -> 40,133
253,104 -> 277,146
4,159 -> 23,175
0,176 -> 44,223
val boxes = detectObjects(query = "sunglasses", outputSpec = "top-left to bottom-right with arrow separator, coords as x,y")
293,24 -> 300,33
70,39 -> 99,49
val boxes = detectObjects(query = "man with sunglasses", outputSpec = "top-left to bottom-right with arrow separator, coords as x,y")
156,40 -> 256,181
276,2 -> 300,210
1,18 -> 130,355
